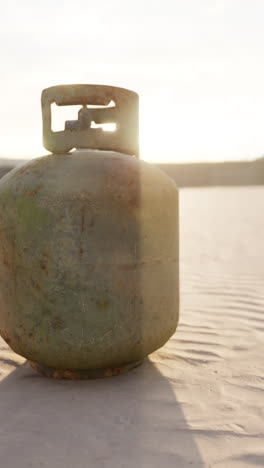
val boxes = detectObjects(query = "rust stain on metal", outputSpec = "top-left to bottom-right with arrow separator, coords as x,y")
39,249 -> 50,272
96,299 -> 110,310
79,206 -> 85,259
23,185 -> 43,197
31,278 -> 40,290
80,206 -> 85,234
51,317 -> 64,330
28,360 -> 143,380
40,261 -> 47,271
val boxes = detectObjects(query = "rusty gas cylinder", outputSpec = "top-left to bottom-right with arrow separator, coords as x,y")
0,84 -> 179,379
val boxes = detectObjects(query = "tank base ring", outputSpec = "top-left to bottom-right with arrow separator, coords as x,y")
28,359 -> 143,380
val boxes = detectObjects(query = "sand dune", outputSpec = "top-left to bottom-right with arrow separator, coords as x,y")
159,158 -> 264,186
0,187 -> 264,467
1,157 -> 264,187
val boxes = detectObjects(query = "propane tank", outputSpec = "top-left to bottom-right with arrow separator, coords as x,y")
0,84 -> 179,379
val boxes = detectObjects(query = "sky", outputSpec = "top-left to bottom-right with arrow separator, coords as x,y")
1,0 -> 264,163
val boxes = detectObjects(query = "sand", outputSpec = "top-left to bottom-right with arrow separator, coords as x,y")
0,186 -> 263,468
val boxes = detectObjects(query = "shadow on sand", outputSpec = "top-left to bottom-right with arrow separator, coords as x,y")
0,358 -> 205,468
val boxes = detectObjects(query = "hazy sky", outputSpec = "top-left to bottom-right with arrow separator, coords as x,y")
1,0 -> 264,162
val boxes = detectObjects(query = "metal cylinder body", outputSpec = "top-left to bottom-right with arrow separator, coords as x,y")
0,150 -> 179,376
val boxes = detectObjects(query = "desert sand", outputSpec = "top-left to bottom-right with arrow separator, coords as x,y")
0,186 -> 263,467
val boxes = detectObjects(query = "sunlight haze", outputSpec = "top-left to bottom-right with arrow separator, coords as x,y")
1,0 -> 264,162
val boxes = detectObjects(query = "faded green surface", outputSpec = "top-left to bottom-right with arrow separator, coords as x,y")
0,150 -> 179,371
